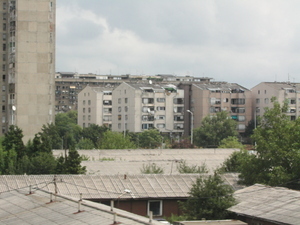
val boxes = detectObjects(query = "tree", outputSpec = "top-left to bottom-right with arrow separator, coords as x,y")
99,131 -> 136,149
193,111 -> 238,148
138,129 -> 162,149
81,124 -> 109,148
239,98 -> 300,188
218,136 -> 244,149
64,148 -> 86,174
171,139 -> 194,149
180,173 -> 236,220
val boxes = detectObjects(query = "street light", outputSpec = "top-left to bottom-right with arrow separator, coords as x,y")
187,110 -> 193,145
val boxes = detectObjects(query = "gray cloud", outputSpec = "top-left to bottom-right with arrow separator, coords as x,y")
56,0 -> 300,88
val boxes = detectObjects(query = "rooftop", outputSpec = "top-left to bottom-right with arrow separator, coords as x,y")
228,184 -> 300,225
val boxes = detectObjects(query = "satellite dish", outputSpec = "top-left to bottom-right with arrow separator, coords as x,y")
12,106 -> 16,111
149,80 -> 152,84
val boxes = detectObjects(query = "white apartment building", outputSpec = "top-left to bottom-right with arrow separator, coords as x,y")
111,82 -> 184,138
252,82 -> 300,120
177,82 -> 252,136
77,85 -> 113,128
0,0 -> 56,141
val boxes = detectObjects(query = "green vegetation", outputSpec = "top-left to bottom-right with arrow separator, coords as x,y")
180,173 -> 236,220
140,163 -> 164,174
177,160 -> 208,174
193,111 -> 238,148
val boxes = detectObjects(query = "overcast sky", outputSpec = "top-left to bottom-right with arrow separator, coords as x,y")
56,0 -> 300,89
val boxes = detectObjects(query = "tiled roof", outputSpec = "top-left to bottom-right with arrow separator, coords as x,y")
228,184 -> 300,225
0,188 -> 162,225
52,148 -> 237,175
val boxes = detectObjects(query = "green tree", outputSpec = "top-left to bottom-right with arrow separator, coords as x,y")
239,99 -> 300,188
64,148 -> 86,174
218,136 -> 244,149
82,124 -> 109,148
194,111 -> 238,148
138,129 -> 162,149
30,152 -> 57,174
76,138 -> 95,150
99,131 -> 136,149
180,174 -> 235,220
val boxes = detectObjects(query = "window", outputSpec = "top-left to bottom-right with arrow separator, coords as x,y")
83,123 -> 85,128
231,99 -> 245,105
2,44 -> 6,51
118,98 -> 121,104
148,200 -> 162,216
291,116 -> 296,121
289,99 -> 296,104
125,98 -> 128,103
156,124 -> 165,128
83,108 -> 85,113
256,99 -> 260,104
157,98 -> 165,102
174,107 -> 183,113
118,115 -> 122,120
2,64 -> 5,71
2,116 -> 5,123
156,106 -> 165,111
83,100 -> 86,105
258,90 -> 260,94
103,100 -> 112,105
3,23 -> 6,31
264,98 -> 269,104
237,124 -> 246,130
103,115 -> 112,121
174,115 -> 184,121
264,90 -> 267,94
3,2 -> 6,10
118,107 -> 121,112
88,115 -> 91,121
83,115 -> 86,121
142,98 -> 154,104
118,123 -> 121,129
103,108 -> 112,113
173,98 -> 184,104
2,54 -> 5,61
124,106 -> 128,112
88,108 -> 91,113
88,100 -> 91,105
174,123 -> 184,130
156,115 -> 165,120
142,123 -> 154,130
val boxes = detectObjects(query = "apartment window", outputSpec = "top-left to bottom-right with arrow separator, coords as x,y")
231,107 -> 245,113
258,90 -> 260,94
118,107 -> 121,112
142,98 -> 154,104
2,44 -> 6,51
291,116 -> 296,121
264,98 -> 269,104
142,124 -> 153,130
2,54 -> 5,61
124,106 -> 128,112
2,75 -> 4,81
148,200 -> 162,216
83,115 -> 86,121
103,115 -> 112,121
3,2 -> 6,10
237,124 -> 246,130
88,108 -> 91,113
231,99 -> 245,105
118,123 -> 121,129
83,123 -> 85,128
156,115 -> 165,120
83,100 -> 86,105
125,115 -> 128,120
2,95 -> 5,102
3,23 -> 6,31
289,99 -> 296,104
118,98 -> 121,104
118,115 -> 122,120
103,108 -> 112,113
2,105 -> 5,112
88,100 -> 91,105
173,98 -> 184,104
125,98 -> 128,103
256,107 -> 260,113
157,98 -> 165,102
2,85 -> 5,92
156,106 -> 166,111
256,98 -> 260,104
2,34 -> 6,41
83,108 -> 85,113
156,124 -> 165,129
88,115 -> 91,121
125,123 -> 127,130
2,65 -> 5,72
174,115 -> 184,121
103,100 -> 112,105
2,116 -> 5,123
264,90 -> 267,94
174,107 -> 184,113
174,123 -> 184,130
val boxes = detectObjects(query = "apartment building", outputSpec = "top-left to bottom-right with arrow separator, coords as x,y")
252,82 -> 300,120
77,85 -> 113,128
55,72 -> 212,114
179,82 -> 252,136
111,82 -> 184,139
0,0 -> 56,141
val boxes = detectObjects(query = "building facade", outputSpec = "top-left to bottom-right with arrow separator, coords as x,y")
251,82 -> 300,120
0,0 -> 55,141
77,85 -> 113,128
111,82 -> 184,139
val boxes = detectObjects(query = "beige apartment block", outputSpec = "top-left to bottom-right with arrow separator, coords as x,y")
252,82 -> 300,120
189,82 -> 252,133
112,82 -> 184,139
0,0 -> 55,141
77,85 -> 113,128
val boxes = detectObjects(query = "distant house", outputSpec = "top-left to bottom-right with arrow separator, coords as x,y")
0,174 -> 241,220
228,184 -> 300,225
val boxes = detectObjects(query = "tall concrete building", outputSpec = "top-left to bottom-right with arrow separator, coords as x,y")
252,82 -> 300,120
0,0 -> 55,141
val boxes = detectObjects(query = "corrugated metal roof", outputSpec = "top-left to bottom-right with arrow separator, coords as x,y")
0,174 -> 240,200
0,188 -> 162,225
228,184 -> 300,225
52,148 -> 237,175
